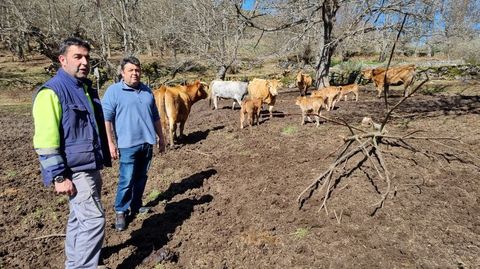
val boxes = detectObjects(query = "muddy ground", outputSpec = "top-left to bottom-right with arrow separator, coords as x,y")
0,60 -> 479,268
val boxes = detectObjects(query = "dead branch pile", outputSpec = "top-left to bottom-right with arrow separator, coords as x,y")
297,77 -> 479,216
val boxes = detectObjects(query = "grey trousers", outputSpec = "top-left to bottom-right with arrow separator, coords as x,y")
65,170 -> 105,269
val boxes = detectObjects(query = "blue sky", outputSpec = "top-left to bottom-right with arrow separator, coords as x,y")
242,0 -> 255,10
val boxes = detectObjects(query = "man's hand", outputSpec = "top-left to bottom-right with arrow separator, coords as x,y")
54,179 -> 76,196
109,142 -> 119,160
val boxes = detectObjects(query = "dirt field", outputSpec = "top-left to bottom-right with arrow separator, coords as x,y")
1,58 -> 479,268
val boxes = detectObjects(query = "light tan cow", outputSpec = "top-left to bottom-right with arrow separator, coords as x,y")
310,86 -> 341,111
153,80 -> 208,147
296,71 -> 313,96
247,78 -> 282,118
339,83 -> 359,101
240,97 -> 262,130
295,96 -> 325,127
361,64 -> 416,97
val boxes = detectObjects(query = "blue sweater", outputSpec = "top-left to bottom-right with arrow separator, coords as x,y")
102,81 -> 160,148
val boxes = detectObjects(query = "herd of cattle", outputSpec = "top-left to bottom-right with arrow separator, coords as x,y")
152,64 -> 417,146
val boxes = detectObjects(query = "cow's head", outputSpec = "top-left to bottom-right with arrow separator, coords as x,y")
296,71 -> 304,82
361,69 -> 374,80
267,79 -> 282,96
196,80 -> 209,100
186,80 -> 208,102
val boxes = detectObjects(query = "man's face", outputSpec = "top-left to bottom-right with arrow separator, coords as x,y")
121,63 -> 141,88
58,45 -> 90,79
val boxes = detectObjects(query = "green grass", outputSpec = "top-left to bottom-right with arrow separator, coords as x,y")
145,189 -> 162,204
420,85 -> 448,95
291,227 -> 309,239
281,126 -> 297,135
4,170 -> 18,178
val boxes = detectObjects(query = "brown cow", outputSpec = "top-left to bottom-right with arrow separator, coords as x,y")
240,97 -> 262,130
296,71 -> 313,96
339,83 -> 359,102
361,64 -> 415,97
153,80 -> 208,147
247,78 -> 282,118
295,96 -> 325,127
311,86 -> 341,111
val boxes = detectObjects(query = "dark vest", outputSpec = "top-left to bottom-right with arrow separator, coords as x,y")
37,68 -> 111,176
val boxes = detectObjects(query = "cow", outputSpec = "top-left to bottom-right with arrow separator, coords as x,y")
240,97 -> 262,130
361,64 -> 416,97
247,78 -> 282,119
339,83 -> 359,102
295,96 -> 325,127
310,86 -> 341,111
209,80 -> 248,110
153,80 -> 208,147
296,71 -> 313,96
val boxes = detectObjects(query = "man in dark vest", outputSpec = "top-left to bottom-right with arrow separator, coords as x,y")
32,37 -> 111,268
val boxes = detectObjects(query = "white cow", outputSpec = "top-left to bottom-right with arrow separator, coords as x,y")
209,80 -> 248,110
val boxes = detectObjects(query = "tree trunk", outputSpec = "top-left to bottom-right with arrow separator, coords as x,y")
314,0 -> 339,88
96,0 -> 108,59
216,65 -> 228,80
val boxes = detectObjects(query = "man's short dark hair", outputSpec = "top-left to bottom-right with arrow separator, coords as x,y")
120,56 -> 141,70
59,37 -> 91,56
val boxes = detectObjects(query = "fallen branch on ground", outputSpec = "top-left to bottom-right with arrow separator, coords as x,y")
297,73 -> 479,216
34,233 -> 66,240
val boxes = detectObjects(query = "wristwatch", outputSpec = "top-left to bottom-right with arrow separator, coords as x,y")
53,175 -> 66,184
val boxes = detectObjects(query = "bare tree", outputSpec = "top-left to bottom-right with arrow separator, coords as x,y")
237,0 -> 433,87
175,0 -> 248,80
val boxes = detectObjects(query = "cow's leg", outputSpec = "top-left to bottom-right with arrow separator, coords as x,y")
169,121 -> 175,147
301,111 -> 306,125
268,105 -> 274,118
355,91 -> 358,101
376,87 -> 383,98
240,111 -> 245,129
404,82 -> 412,97
326,98 -> 332,111
232,101 -> 236,110
213,96 -> 218,110
248,112 -> 254,128
179,121 -> 186,140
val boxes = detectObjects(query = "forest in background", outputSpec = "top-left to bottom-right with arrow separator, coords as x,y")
1,0 -> 479,86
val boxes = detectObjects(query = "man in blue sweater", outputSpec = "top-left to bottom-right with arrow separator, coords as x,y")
102,56 -> 165,231
32,37 -> 111,268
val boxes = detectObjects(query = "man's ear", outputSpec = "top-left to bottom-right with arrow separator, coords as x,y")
58,55 -> 65,65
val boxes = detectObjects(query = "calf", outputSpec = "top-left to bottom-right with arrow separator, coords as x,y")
209,80 -> 248,110
153,80 -> 208,147
240,98 -> 262,130
361,64 -> 415,97
295,96 -> 325,127
247,78 -> 282,118
339,83 -> 359,101
311,86 -> 341,111
296,71 -> 313,96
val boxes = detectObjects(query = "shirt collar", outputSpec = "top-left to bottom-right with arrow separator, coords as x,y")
121,80 -> 143,91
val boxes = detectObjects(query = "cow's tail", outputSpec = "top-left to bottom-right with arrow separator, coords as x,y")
154,85 -> 168,141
